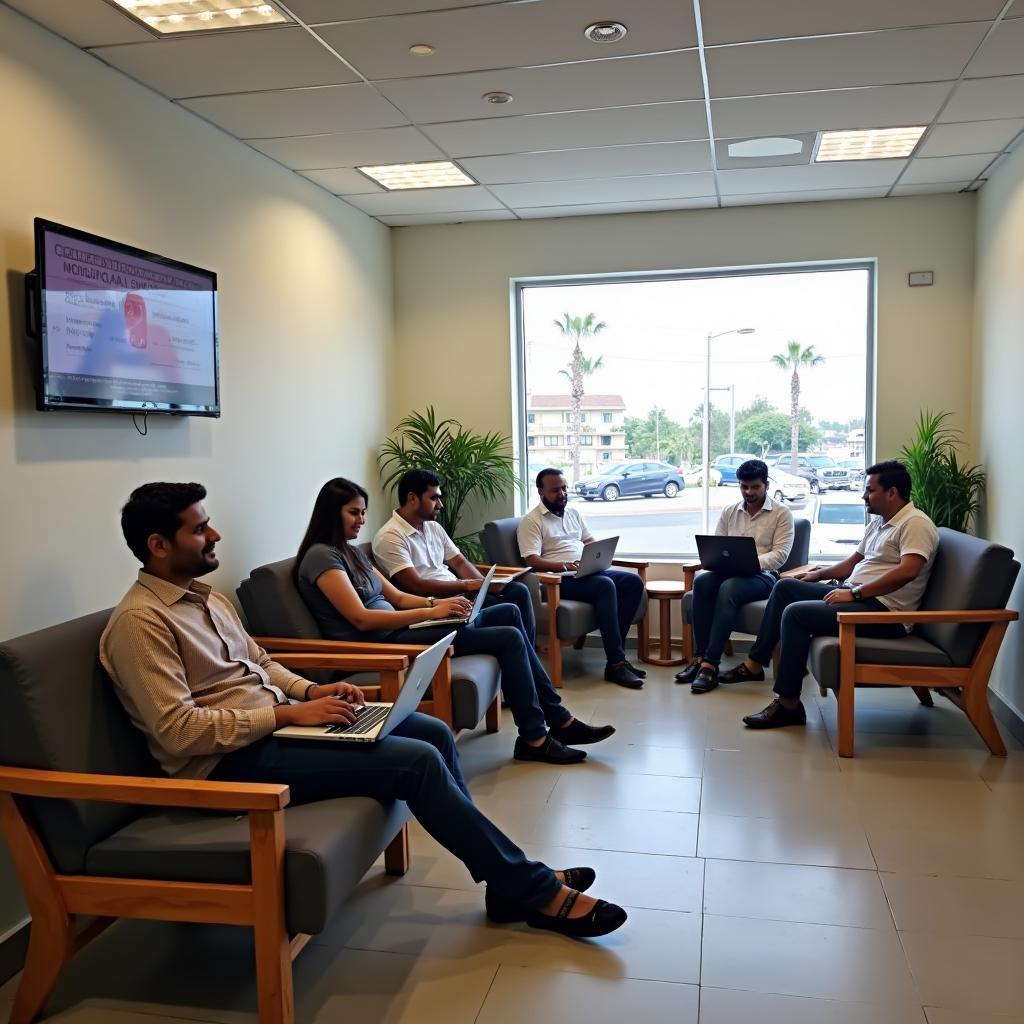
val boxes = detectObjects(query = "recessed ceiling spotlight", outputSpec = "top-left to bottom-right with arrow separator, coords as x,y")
482,91 -> 514,105
816,126 -> 927,161
408,43 -> 435,55
357,160 -> 476,191
583,21 -> 628,43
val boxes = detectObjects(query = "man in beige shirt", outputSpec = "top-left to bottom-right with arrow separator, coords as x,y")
99,482 -> 625,939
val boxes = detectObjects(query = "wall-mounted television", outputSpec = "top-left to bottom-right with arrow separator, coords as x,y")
26,219 -> 220,417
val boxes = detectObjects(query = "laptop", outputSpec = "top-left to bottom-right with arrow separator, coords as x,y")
274,630 -> 455,744
407,564 -> 496,629
559,536 -> 619,579
695,535 -> 762,577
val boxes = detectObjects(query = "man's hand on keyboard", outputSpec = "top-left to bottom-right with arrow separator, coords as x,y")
307,681 -> 365,704
275,696 -> 361,728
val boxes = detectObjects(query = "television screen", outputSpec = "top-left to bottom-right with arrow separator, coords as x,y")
31,219 -> 220,416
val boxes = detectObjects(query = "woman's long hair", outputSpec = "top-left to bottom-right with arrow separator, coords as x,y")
294,478 -> 374,597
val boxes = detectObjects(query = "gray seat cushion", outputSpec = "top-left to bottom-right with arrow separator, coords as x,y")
680,593 -> 766,638
810,634 -> 953,691
86,797 -> 410,935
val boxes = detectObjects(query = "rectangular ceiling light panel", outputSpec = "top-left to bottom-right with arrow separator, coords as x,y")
816,126 -> 927,161
108,0 -> 288,34
357,161 -> 476,191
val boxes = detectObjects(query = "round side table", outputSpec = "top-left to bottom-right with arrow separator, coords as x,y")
642,580 -> 687,666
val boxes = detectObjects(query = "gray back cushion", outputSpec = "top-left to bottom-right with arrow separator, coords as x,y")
917,528 -> 1020,667
238,557 -> 321,640
481,518 -> 525,568
0,610 -> 160,873
782,518 -> 812,573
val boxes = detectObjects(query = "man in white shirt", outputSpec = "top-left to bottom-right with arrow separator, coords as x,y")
517,469 -> 646,689
726,461 -> 939,729
678,459 -> 794,695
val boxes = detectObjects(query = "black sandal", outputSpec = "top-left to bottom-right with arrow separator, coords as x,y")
485,867 -> 596,923
526,889 -> 628,938
719,662 -> 766,684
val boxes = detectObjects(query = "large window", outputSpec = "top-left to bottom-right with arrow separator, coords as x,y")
517,264 -> 874,559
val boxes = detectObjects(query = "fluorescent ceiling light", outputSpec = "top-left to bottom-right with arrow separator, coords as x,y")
728,137 -> 804,158
816,126 -> 926,162
357,161 -> 476,191
108,1 -> 287,34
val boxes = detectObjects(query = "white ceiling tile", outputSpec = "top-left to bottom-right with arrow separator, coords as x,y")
701,0 -> 1005,46
718,160 -> 906,194
917,119 -> 1024,157
1010,0 -> 1024,14
316,0 -> 696,80
246,126 -> 444,169
890,181 -> 973,194
345,186 -> 506,215
91,28 -> 358,99
300,168 -> 384,193
182,84 -> 408,138
461,142 -> 713,184
711,83 -> 949,138
514,197 -> 717,218
378,209 -> 518,226
4,0 -> 152,46
706,23 -> 988,98
422,101 -> 709,157
900,153 -> 996,183
940,75 -> 1024,121
490,173 -> 716,206
287,0 -> 511,22
721,188 -> 890,206
965,18 -> 1024,78
376,52 -> 703,124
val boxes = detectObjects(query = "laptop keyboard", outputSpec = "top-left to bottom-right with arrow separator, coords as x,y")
325,704 -> 390,736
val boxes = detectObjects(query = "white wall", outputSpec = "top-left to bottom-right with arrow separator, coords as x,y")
974,146 -> 1024,720
0,5 -> 393,941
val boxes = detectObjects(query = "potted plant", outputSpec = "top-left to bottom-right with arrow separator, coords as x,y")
379,407 -> 521,561
899,410 -> 986,533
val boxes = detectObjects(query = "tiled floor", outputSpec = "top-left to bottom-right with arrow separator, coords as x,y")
3,649 -> 1024,1023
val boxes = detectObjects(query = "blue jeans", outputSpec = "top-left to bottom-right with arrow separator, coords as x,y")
559,569 -> 645,664
691,570 -> 775,665
483,579 -> 536,647
392,603 -> 570,741
747,578 -> 905,698
210,712 -> 559,908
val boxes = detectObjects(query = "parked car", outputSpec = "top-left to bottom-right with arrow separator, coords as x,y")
813,497 -> 868,555
575,460 -> 684,501
687,464 -> 723,487
712,453 -> 760,485
775,453 -> 853,493
767,466 -> 810,507
839,459 -> 865,489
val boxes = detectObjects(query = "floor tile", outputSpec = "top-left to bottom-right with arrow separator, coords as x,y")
882,874 -> 1024,938
700,986 -> 926,1023
700,770 -> 857,823
590,742 -> 705,778
704,859 -> 894,929
925,1009 -> 1024,1023
703,745 -> 840,780
866,822 -> 1024,880
477,966 -> 699,1023
550,770 -> 702,813
701,915 -> 920,1004
531,802 -> 699,856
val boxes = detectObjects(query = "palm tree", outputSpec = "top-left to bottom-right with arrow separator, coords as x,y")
771,340 -> 824,471
553,313 -> 606,482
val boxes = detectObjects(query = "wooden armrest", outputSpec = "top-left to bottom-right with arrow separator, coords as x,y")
0,766 -> 289,811
473,563 -> 527,575
254,636 -> 450,659
273,653 -> 409,672
780,564 -> 816,578
681,561 -> 701,571
836,609 -> 1019,626
613,559 -> 650,570
535,572 -> 563,586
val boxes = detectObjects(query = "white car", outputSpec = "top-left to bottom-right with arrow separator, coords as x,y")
812,498 -> 868,555
687,464 -> 723,487
767,467 -> 810,508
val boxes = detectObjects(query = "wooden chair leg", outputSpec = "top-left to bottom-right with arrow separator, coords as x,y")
485,696 -> 501,734
572,636 -> 586,650
836,623 -> 856,758
384,823 -> 411,876
912,686 -> 934,707
961,622 -> 1009,757
547,621 -> 563,688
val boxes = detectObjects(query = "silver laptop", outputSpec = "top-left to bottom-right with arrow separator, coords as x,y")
274,631 -> 455,744
407,564 -> 496,629
560,536 -> 619,579
695,535 -> 762,577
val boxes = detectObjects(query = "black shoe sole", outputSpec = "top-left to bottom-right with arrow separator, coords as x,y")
691,680 -> 719,694
513,747 -> 587,764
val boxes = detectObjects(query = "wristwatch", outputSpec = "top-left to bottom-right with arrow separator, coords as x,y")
849,584 -> 863,601
426,596 -> 435,608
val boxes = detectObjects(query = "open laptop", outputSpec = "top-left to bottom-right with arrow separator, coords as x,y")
695,535 -> 762,577
559,536 -> 619,579
274,630 -> 455,744
407,564 -> 496,629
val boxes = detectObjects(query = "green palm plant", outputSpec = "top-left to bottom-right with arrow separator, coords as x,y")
771,340 -> 825,471
378,407 -> 521,561
899,410 -> 986,533
553,312 -> 607,482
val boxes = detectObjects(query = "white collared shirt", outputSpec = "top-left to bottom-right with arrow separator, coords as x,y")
372,509 -> 461,582
517,502 -> 595,563
714,495 -> 795,572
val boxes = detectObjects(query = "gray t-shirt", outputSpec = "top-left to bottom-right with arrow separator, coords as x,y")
297,543 -> 395,642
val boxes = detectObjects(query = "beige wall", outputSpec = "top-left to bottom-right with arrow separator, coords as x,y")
0,6 -> 393,939
974,146 -> 1024,719
393,194 -> 977,526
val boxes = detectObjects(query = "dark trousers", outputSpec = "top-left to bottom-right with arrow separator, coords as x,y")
747,578 -> 906,698
210,711 -> 559,908
391,603 -> 570,741
559,568 -> 645,664
691,570 -> 775,665
483,579 -> 536,647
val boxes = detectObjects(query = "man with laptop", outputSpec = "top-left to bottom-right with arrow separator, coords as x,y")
518,468 -> 646,689
677,458 -> 794,694
99,483 -> 627,939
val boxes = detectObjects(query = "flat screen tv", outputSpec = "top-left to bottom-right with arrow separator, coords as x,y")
26,219 -> 220,416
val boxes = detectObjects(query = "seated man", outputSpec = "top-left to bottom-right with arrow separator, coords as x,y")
517,468 -> 646,689
677,458 -> 794,694
372,468 -> 536,645
726,461 -> 939,729
100,482 -> 626,938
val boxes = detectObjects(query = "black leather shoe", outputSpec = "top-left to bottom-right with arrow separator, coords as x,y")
742,698 -> 807,729
526,890 -> 628,938
485,867 -> 597,923
604,662 -> 644,689
719,662 -> 766,684
691,666 -> 719,694
674,659 -> 703,685
553,720 -> 616,745
513,734 -> 587,764
624,660 -> 647,678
